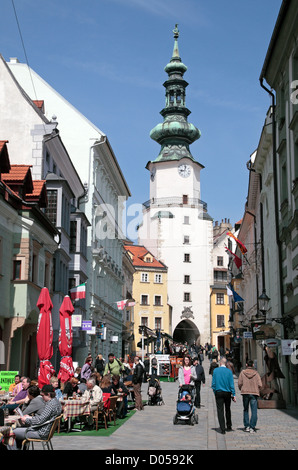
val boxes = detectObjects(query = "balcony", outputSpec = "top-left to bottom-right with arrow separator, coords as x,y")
143,196 -> 208,212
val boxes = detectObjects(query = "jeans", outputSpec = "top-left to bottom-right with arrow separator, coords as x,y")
215,391 -> 232,432
242,394 -> 258,429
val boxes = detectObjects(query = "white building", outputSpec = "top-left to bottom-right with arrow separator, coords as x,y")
138,26 -> 213,345
6,56 -> 131,361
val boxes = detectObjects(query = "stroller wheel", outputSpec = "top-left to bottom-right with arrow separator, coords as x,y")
173,415 -> 178,425
190,415 -> 195,426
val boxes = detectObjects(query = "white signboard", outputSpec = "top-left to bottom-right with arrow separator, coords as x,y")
72,315 -> 82,327
281,339 -> 295,356
243,331 -> 253,339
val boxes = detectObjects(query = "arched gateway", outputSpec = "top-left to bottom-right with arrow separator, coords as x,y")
173,319 -> 200,345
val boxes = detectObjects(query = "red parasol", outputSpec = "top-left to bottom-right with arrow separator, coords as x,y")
57,295 -> 75,384
36,287 -> 55,388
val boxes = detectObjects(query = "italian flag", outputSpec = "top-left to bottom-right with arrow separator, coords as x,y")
70,283 -> 86,301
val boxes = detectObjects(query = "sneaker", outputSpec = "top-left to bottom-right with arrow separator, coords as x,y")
249,428 -> 256,433
244,427 -> 250,432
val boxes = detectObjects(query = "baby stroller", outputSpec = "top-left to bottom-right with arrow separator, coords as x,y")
147,377 -> 164,406
173,385 -> 198,425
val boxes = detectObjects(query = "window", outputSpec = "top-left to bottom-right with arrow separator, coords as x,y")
141,273 -> 149,283
217,256 -> 223,267
184,292 -> 191,302
141,295 -> 149,305
184,253 -> 190,263
154,295 -> 162,306
214,270 -> 227,282
216,293 -> 225,305
217,315 -> 225,328
70,221 -> 77,253
183,195 -> 188,204
155,317 -> 162,330
13,260 -> 22,280
141,317 -> 148,326
183,236 -> 190,245
154,274 -> 162,283
184,275 -> 191,284
45,190 -> 57,225
145,256 -> 152,263
183,216 -> 190,224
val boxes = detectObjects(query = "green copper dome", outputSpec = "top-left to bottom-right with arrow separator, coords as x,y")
149,25 -> 201,163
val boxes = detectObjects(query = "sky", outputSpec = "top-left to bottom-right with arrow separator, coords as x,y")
1,0 -> 283,232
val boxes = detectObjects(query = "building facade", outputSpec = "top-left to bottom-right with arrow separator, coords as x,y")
7,56 -> 131,363
210,219 -> 232,351
0,142 -> 58,376
124,245 -> 171,355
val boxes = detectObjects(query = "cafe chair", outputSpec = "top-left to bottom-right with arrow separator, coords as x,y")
93,403 -> 108,431
21,414 -> 62,450
107,396 -> 118,426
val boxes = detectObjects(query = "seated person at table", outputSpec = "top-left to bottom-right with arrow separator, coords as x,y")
50,376 -> 63,400
100,374 -> 113,393
21,385 -> 46,416
81,377 -> 103,429
10,384 -> 62,450
8,375 -> 21,395
1,377 -> 31,414
111,374 -> 129,418
62,377 -> 81,398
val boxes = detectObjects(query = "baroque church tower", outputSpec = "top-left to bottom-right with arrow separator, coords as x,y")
138,25 -> 213,345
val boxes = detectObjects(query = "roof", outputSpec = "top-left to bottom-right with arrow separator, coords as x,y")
1,164 -> 33,194
25,180 -> 48,207
123,245 -> 167,270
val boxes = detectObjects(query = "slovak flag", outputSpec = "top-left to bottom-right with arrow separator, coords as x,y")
117,299 -> 128,310
70,283 -> 86,301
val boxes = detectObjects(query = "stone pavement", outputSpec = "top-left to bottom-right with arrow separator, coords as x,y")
51,361 -> 298,451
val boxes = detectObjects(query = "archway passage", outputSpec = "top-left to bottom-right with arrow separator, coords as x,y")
173,319 -> 200,345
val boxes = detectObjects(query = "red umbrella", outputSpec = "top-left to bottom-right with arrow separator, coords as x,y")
36,287 -> 55,388
58,295 -> 75,384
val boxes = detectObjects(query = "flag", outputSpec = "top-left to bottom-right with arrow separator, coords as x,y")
70,283 -> 86,301
225,247 -> 242,269
226,231 -> 247,255
126,301 -> 136,307
227,284 -> 244,302
117,299 -> 127,310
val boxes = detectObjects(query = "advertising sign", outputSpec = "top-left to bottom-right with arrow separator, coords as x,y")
81,320 -> 92,331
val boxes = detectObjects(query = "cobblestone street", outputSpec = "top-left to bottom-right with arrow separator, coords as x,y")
51,361 -> 298,452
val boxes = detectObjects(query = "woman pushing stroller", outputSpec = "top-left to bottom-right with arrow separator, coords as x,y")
178,356 -> 197,388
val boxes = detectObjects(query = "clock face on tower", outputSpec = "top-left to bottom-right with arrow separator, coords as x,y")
178,164 -> 191,178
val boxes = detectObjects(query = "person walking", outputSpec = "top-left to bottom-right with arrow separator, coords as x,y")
193,357 -> 205,408
212,357 -> 236,434
132,357 -> 144,410
238,359 -> 262,433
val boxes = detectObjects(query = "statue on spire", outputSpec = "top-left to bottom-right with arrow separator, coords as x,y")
173,24 -> 179,39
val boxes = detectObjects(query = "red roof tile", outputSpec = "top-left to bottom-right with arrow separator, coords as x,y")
1,164 -> 32,182
124,245 -> 167,269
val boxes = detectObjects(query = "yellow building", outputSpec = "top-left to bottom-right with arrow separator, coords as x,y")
210,220 -> 232,352
124,244 -> 171,355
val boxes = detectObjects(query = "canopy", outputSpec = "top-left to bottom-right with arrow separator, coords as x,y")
36,287 -> 55,388
58,295 -> 75,384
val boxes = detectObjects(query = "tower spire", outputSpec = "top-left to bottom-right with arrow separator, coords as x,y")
149,26 -> 201,164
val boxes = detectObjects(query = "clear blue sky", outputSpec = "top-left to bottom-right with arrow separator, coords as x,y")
1,0 -> 282,230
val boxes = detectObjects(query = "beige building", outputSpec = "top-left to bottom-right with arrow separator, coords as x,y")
123,244 -> 171,355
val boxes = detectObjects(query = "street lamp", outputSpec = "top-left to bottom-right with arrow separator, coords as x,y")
258,290 -> 270,317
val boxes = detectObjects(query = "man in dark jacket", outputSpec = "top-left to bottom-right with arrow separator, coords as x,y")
193,357 -> 205,408
132,357 -> 144,410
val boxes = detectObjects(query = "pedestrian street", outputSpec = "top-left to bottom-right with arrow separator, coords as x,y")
51,360 -> 298,451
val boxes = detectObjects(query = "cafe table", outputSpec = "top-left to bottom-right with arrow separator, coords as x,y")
62,398 -> 91,432
0,425 -> 15,446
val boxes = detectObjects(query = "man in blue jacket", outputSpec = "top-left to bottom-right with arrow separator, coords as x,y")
212,357 -> 236,434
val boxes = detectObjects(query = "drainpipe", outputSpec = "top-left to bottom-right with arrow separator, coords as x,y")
259,79 -> 285,328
